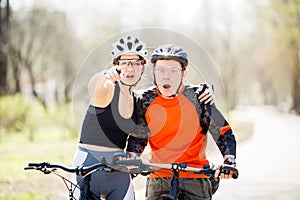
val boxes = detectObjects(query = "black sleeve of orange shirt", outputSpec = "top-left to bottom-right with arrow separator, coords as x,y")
126,135 -> 147,156
126,92 -> 150,155
207,104 -> 237,158
196,84 -> 236,157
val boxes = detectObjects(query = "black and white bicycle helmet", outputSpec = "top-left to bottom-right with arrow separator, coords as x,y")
111,35 -> 148,64
150,44 -> 188,70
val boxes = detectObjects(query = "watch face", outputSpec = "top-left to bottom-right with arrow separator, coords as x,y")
225,157 -> 236,165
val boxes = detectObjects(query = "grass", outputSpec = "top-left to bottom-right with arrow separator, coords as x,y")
0,95 -> 80,199
0,193 -> 39,200
0,131 -> 78,199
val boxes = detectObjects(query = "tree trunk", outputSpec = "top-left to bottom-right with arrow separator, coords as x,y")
0,0 -> 10,95
293,58 -> 300,114
0,51 -> 7,95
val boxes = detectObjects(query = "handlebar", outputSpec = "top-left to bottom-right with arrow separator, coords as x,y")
113,159 -> 238,179
24,158 -> 151,176
139,162 -> 238,179
25,162 -> 110,176
25,157 -> 238,179
143,162 -> 207,172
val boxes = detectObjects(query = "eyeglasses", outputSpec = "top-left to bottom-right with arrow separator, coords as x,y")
117,59 -> 145,67
154,66 -> 182,75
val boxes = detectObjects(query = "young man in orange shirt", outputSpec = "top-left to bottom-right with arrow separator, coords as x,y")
136,44 -> 237,200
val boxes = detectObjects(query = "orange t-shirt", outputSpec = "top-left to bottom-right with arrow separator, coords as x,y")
146,90 -> 209,178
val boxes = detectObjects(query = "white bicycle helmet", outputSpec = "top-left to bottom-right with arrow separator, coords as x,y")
151,44 -> 188,69
111,35 -> 148,64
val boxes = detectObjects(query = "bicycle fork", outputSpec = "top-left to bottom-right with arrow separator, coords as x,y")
160,164 -> 181,200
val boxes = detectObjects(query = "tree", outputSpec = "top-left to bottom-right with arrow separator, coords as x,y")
0,0 -> 10,95
262,0 -> 300,113
7,7 -> 81,105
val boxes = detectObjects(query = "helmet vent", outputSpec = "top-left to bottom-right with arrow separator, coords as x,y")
117,45 -> 124,51
136,45 -> 143,51
127,42 -> 133,50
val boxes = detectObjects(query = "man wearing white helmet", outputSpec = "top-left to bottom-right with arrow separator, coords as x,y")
135,44 -> 237,200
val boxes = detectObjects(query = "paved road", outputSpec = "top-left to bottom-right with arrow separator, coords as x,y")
134,106 -> 300,200
215,106 -> 300,200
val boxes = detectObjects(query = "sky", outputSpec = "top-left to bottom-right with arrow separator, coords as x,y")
9,0 -> 258,40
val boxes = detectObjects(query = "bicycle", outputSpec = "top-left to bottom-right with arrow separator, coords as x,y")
25,153 -> 238,200
107,154 -> 239,200
139,162 -> 238,200
24,154 -> 151,200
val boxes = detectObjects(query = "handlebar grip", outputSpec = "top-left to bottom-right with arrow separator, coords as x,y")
24,166 -> 35,170
28,162 -> 48,167
221,165 -> 239,179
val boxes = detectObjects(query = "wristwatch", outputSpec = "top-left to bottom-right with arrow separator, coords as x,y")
224,157 -> 236,166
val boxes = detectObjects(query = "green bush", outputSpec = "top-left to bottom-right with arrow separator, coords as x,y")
0,93 -> 33,132
0,94 -> 77,142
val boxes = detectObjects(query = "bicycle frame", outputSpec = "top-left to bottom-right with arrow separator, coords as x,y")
160,163 -> 186,200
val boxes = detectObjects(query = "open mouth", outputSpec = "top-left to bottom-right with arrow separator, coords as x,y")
126,75 -> 134,78
163,84 -> 171,89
